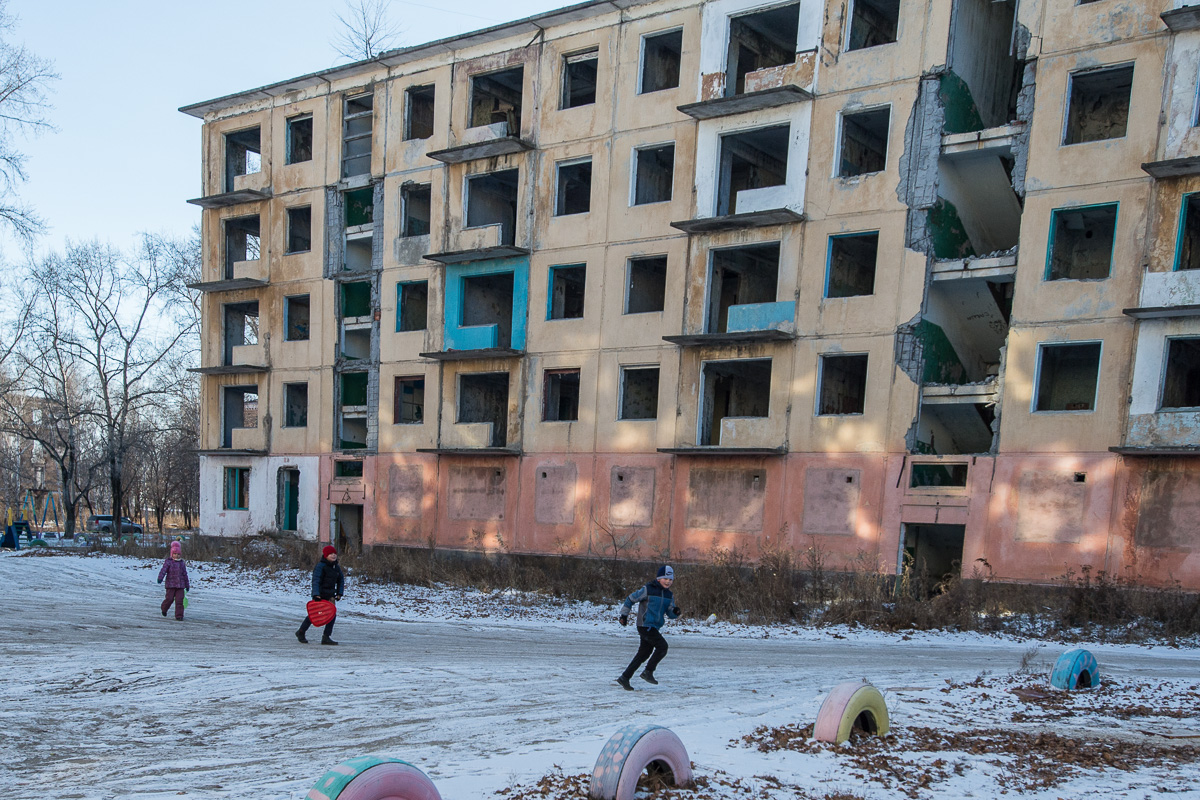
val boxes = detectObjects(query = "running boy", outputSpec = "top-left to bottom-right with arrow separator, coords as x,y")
296,545 -> 344,645
616,565 -> 681,690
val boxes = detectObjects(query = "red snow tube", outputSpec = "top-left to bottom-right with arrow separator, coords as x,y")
307,757 -> 442,800
307,600 -> 337,626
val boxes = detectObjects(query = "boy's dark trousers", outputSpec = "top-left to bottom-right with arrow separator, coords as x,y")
621,625 -> 668,680
298,615 -> 335,639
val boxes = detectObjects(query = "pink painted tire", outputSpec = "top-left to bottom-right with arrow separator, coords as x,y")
307,757 -> 442,800
589,725 -> 693,800
813,681 -> 890,744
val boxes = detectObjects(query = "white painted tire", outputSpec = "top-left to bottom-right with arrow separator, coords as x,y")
307,757 -> 442,800
813,681 -> 890,744
589,725 -> 693,800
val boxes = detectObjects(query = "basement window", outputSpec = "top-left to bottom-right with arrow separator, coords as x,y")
224,215 -> 260,278
335,460 -> 364,478
1046,204 -> 1117,281
222,301 -> 259,365
556,159 -> 592,216
634,144 -> 675,205
402,183 -> 431,237
826,232 -> 879,298
225,127 -> 261,191
725,3 -> 799,96
717,125 -> 789,216
707,243 -> 780,333
285,295 -> 310,341
284,382 -> 309,428
466,169 -> 519,246
405,84 -> 436,140
222,386 -> 258,448
1161,338 -> 1200,410
839,108 -> 890,177
1034,342 -> 1101,412
846,0 -> 900,52
620,366 -> 660,420
562,50 -> 598,109
1176,193 -> 1200,271
223,467 -> 250,510
395,376 -> 426,424
543,369 -> 581,422
341,281 -> 371,319
286,115 -> 313,164
342,92 -> 374,178
470,66 -> 524,132
287,206 -> 311,254
458,372 -> 510,447
398,281 -> 428,332
626,256 -> 668,314
640,29 -> 682,93
462,272 -> 516,348
1064,65 -> 1133,145
549,264 -> 586,320
701,359 -> 771,445
818,354 -> 869,415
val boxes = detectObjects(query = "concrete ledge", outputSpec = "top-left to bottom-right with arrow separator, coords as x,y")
415,447 -> 522,456
419,348 -> 524,360
1161,6 -> 1200,31
423,245 -> 530,264
1141,156 -> 1200,178
197,449 -> 267,456
921,379 -> 999,404
189,365 -> 269,375
426,137 -> 533,164
657,446 -> 786,456
940,124 -> 1023,157
677,85 -> 812,120
1123,303 -> 1200,319
663,330 -> 796,346
671,208 -> 803,234
1111,446 -> 1200,456
187,278 -> 268,293
187,188 -> 272,209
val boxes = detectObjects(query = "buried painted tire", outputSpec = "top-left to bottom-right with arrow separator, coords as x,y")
1050,648 -> 1100,691
813,681 -> 890,744
589,725 -> 693,800
306,756 -> 442,800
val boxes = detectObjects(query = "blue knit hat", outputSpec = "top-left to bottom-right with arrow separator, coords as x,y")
657,564 -> 674,579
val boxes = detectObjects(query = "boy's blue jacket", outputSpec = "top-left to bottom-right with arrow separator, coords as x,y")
620,580 -> 679,629
311,560 -> 345,600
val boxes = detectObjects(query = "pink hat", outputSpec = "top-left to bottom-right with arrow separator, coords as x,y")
170,541 -> 182,555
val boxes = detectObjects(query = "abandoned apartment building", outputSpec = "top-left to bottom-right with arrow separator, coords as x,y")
183,0 -> 1200,590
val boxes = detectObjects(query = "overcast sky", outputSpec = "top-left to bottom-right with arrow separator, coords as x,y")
5,0 -> 567,260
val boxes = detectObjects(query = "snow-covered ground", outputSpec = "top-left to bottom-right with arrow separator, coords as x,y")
2,551 -> 1198,800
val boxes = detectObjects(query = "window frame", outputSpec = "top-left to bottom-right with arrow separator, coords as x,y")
560,48 -> 600,110
396,280 -> 429,333
1060,62 -> 1135,147
1030,340 -> 1104,414
1174,192 -> 1200,272
824,230 -> 881,298
624,255 -> 669,315
630,141 -> 676,206
815,352 -> 870,417
285,205 -> 312,254
284,294 -> 310,342
638,27 -> 684,95
1044,201 -> 1119,282
1158,336 -> 1200,411
547,263 -> 587,321
618,364 -> 661,421
542,368 -> 582,422
285,114 -> 314,165
223,466 -> 250,511
835,105 -> 891,178
282,382 -> 309,428
554,157 -> 593,216
394,375 -> 426,425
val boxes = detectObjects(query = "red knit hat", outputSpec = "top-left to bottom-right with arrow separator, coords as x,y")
322,545 -> 337,558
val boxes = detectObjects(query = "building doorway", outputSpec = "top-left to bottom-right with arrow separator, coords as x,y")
901,523 -> 965,591
334,503 -> 363,557
277,468 -> 300,532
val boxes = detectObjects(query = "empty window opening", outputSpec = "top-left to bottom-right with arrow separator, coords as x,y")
466,169 -> 519,246
342,323 -> 371,360
343,92 -> 374,178
344,187 -> 375,272
544,369 -> 581,422
340,416 -> 368,450
701,359 -> 772,445
706,243 -> 780,333
405,84 -> 436,140
284,382 -> 309,428
826,232 -> 879,298
286,115 -> 313,164
627,256 -> 668,314
224,127 -> 261,192
819,354 -> 869,415
903,524 -> 965,590
725,3 -> 799,96
914,403 -> 995,455
222,386 -> 258,448
224,467 -> 250,510
620,366 -> 660,420
839,108 -> 890,177
634,144 -> 675,205
223,215 -> 260,278
335,460 -> 364,478
549,264 -> 586,320
846,0 -> 900,51
562,50 -> 598,109
462,272 -> 515,349
470,67 -> 524,132
285,295 -> 310,342
395,376 -> 425,424
345,187 -> 375,228
1177,194 -> 1200,271
341,373 -> 368,408
341,281 -> 372,319
402,183 -> 431,237
641,29 -> 682,93
287,206 -> 312,254
1064,65 -> 1134,145
222,301 -> 259,365
1162,338 -> 1200,410
1047,204 -> 1116,281
1035,342 -> 1101,412
398,281 -> 428,332
717,125 -> 790,216
911,462 -> 969,488
458,372 -> 510,447
556,159 -> 592,216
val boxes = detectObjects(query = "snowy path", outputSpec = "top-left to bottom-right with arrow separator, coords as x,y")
2,552 -> 1197,800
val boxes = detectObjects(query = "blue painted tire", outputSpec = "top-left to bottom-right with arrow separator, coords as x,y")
1049,648 -> 1100,690
306,757 -> 442,800
589,725 -> 693,800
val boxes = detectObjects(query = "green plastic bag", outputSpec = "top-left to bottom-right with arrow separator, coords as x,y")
183,590 -> 189,609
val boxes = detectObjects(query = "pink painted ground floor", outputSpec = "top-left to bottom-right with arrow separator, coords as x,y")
200,452 -> 1200,591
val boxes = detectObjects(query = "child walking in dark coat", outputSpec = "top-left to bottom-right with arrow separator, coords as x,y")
157,541 -> 191,620
616,565 -> 680,690
297,545 -> 344,645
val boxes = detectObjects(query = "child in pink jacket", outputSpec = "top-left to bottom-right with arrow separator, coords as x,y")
157,541 -> 191,620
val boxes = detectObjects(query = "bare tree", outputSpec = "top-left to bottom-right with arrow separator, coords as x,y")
0,0 -> 58,242
331,0 -> 402,61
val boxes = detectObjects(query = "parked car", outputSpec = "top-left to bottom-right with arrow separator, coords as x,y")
85,515 -> 143,535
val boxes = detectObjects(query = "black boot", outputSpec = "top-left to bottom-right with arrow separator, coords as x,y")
640,670 -> 658,685
296,629 -> 307,644
616,675 -> 634,691
321,636 -> 338,646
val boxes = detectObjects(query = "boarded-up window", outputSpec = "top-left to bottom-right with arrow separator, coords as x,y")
685,468 -> 765,531
801,469 -> 860,535
387,465 -> 423,518
448,466 -> 506,520
1135,469 -> 1200,548
1014,471 -> 1087,543
610,467 -> 656,527
535,464 -> 577,525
